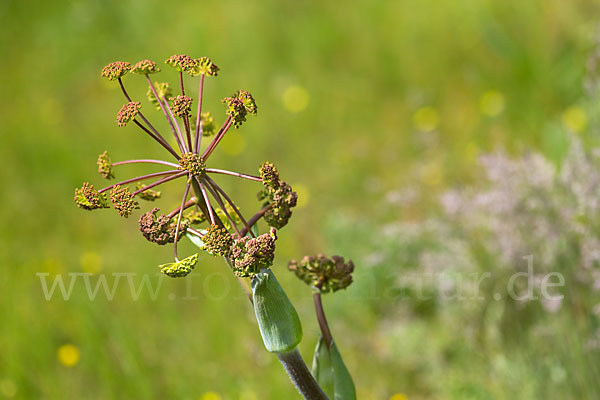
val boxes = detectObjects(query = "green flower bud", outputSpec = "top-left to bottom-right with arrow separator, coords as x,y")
159,253 -> 198,278
101,61 -> 130,81
259,161 -> 279,189
201,112 -> 217,137
135,182 -> 161,201
185,209 -> 206,225
74,182 -> 109,210
97,151 -> 114,179
169,95 -> 193,118
312,337 -> 356,400
258,178 -> 298,229
178,153 -> 206,177
202,224 -> 234,257
235,90 -> 257,115
109,185 -> 139,218
116,101 -> 141,127
131,59 -> 160,74
147,82 -> 172,110
191,57 -> 219,76
222,96 -> 247,128
288,254 -> 354,293
251,269 -> 302,353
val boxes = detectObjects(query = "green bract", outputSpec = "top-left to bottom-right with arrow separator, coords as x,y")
251,269 -> 302,353
159,253 -> 198,277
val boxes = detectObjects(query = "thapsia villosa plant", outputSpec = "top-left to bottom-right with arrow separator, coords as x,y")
74,55 -> 356,400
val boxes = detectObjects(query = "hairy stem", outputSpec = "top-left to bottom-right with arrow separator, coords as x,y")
277,349 -> 329,400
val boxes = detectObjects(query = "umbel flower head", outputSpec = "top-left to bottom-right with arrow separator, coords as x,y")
117,102 -> 141,127
232,228 -> 278,277
288,254 -> 354,293
139,208 -> 187,245
74,182 -> 109,210
97,151 -> 113,179
258,162 -> 298,229
75,54 -> 295,278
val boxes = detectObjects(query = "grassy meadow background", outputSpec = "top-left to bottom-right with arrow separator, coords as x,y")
1,0 -> 600,398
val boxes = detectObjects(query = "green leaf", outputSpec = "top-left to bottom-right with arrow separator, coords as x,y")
312,336 -> 334,398
312,336 -> 356,400
251,269 -> 302,353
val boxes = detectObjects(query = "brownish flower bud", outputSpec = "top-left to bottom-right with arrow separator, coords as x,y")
109,185 -> 139,218
259,161 -> 279,188
139,208 -> 187,245
130,59 -> 160,74
116,102 -> 141,127
202,225 -> 234,257
101,61 -> 130,81
97,150 -> 114,179
231,228 -> 277,277
74,182 -> 109,210
165,54 -> 196,73
169,95 -> 193,118
288,254 -> 354,293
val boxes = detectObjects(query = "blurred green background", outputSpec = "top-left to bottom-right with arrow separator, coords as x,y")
2,0 -> 600,398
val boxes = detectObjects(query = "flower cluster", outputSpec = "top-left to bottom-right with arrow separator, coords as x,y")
232,228 -> 278,277
170,95 -> 193,118
131,59 -> 160,75
139,208 -> 187,245
165,55 -> 219,76
101,61 -> 130,80
116,102 -> 141,127
258,162 -> 298,229
75,54 -> 296,278
109,185 -> 139,218
222,91 -> 258,128
288,254 -> 354,293
97,151 -> 113,179
202,225 -> 234,257
74,182 -> 109,210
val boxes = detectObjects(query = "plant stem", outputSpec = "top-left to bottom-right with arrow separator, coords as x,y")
277,349 -> 329,400
313,291 -> 333,349
206,168 -> 262,182
239,204 -> 271,237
